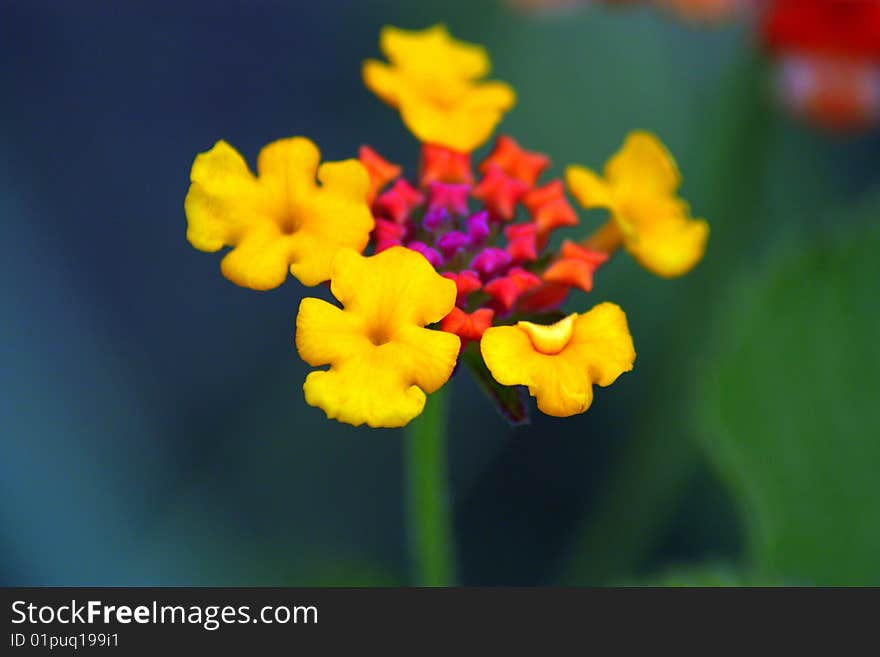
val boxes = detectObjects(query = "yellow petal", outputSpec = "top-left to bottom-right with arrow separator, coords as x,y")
330,247 -> 457,328
296,297 -> 370,367
316,158 -> 372,203
479,323 -> 543,388
399,80 -> 515,152
605,131 -> 681,197
566,302 -> 636,387
380,24 -> 489,80
256,137 -> 321,206
303,353 -> 427,428
620,197 -> 710,278
386,325 -> 461,394
219,223 -> 293,291
518,313 -> 577,355
565,164 -> 616,210
258,139 -> 373,286
362,60 -> 404,106
184,140 -> 264,252
364,25 -> 514,152
461,80 -> 516,111
569,132 -> 708,278
301,326 -> 459,428
480,325 -> 591,416
296,293 -> 460,389
295,246 -> 461,428
287,159 -> 375,286
185,136 -> 373,290
526,357 -> 596,417
454,81 -> 518,148
481,302 -> 635,417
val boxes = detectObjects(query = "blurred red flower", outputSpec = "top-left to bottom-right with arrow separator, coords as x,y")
762,0 -> 880,58
762,0 -> 880,130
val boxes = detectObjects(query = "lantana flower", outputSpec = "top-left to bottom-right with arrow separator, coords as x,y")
185,24 -> 709,428
296,247 -> 460,428
565,132 -> 709,278
481,304 -> 635,417
362,24 -> 517,153
185,137 -> 374,289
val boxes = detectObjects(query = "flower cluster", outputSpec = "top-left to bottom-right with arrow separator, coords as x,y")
762,0 -> 880,130
184,24 -> 709,428
508,0 -> 749,23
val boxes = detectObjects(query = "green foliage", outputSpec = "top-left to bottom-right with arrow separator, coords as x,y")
698,209 -> 880,585
623,564 -> 786,587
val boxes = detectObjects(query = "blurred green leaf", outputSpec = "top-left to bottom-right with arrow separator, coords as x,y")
698,207 -> 880,585
559,49 -> 773,586
622,563 -> 787,587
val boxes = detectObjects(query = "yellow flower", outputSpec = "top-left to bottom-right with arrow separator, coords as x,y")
363,24 -> 516,153
480,303 -> 635,417
296,247 -> 461,428
565,131 -> 709,278
185,137 -> 374,290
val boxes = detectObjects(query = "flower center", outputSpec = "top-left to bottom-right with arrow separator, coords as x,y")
278,212 -> 301,235
421,77 -> 467,113
368,325 -> 393,347
517,314 -> 577,355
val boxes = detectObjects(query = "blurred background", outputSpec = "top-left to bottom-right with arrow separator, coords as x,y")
1,0 -> 878,586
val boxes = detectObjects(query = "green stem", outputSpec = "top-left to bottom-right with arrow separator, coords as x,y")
404,385 -> 456,586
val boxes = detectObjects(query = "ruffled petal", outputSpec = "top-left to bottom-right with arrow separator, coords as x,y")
296,298 -> 370,367
565,164 -> 616,210
256,137 -> 321,203
329,247 -> 457,328
398,81 -> 515,153
479,324 -> 543,387
385,325 -> 461,393
604,131 -> 681,197
481,302 -> 635,417
303,352 -> 427,428
364,25 -> 515,152
258,138 -> 373,286
288,159 -> 374,286
461,81 -> 517,112
569,133 -> 708,278
565,302 -> 636,387
300,324 -> 459,428
480,325 -> 590,416
620,197 -> 710,278
219,223 -> 293,291
186,137 -> 373,289
362,60 -> 405,106
185,140 -> 264,251
379,24 -> 489,80
299,321 -> 459,428
296,246 -> 461,428
525,357 -> 595,417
